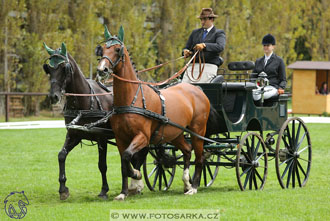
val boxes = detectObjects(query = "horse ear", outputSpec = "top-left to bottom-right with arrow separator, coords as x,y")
104,25 -> 112,40
43,42 -> 55,55
118,25 -> 124,42
60,42 -> 68,57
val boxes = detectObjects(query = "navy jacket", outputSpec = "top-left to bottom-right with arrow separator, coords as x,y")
184,27 -> 226,66
253,53 -> 286,89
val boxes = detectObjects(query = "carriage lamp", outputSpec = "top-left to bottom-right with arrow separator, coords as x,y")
256,72 -> 269,88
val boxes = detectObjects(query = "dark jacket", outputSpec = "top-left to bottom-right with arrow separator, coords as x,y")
253,53 -> 286,89
184,26 -> 226,66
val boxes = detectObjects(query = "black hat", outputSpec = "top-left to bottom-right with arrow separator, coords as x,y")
262,34 -> 276,45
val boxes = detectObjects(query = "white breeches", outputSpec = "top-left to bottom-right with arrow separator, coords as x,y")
182,63 -> 218,83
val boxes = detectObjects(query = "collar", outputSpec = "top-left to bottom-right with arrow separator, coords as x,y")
204,25 -> 214,33
264,52 -> 273,60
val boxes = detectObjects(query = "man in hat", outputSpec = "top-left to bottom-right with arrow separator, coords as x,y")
182,8 -> 226,83
252,34 -> 286,103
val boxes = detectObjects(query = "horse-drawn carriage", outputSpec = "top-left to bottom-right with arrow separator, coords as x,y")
43,26 -> 311,200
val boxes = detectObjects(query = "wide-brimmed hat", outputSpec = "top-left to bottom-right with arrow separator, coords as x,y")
198,8 -> 218,19
262,34 -> 276,45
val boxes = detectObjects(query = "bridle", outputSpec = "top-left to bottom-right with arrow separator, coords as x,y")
44,52 -> 73,94
98,37 -> 125,80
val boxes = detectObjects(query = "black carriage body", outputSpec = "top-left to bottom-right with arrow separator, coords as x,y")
196,82 -> 289,133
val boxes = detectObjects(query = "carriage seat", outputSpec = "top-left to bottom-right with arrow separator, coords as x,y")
222,82 -> 256,90
228,61 -> 255,71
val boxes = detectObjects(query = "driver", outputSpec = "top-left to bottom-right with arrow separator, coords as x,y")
182,8 -> 226,83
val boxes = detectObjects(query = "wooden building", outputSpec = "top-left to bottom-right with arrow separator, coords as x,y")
288,61 -> 330,115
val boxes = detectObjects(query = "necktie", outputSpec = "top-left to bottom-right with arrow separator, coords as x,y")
202,30 -> 208,40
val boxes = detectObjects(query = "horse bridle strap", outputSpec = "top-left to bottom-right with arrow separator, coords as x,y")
101,55 -> 123,70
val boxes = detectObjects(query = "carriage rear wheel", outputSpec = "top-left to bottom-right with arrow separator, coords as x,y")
236,132 -> 268,191
275,117 -> 312,188
143,148 -> 176,191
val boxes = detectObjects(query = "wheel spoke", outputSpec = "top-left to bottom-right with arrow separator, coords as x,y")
240,166 -> 252,178
253,170 -> 258,189
255,169 -> 264,183
286,127 -> 293,149
296,164 -> 302,187
255,152 -> 266,162
297,145 -> 308,155
241,148 -> 252,162
281,159 -> 293,180
158,167 -> 162,191
292,120 -> 296,150
295,122 -> 302,150
149,151 -> 158,160
282,135 -> 290,149
249,170 -> 253,190
148,166 -> 158,178
162,168 -> 168,188
297,160 -> 307,178
152,167 -> 159,188
166,169 -> 173,177
298,157 -> 311,163
206,164 -> 214,180
279,156 -> 294,167
243,169 -> 252,189
296,132 -> 307,151
201,165 -> 206,186
286,160 -> 294,188
253,140 -> 261,159
292,160 -> 296,188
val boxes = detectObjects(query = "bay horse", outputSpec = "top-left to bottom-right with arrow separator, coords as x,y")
97,26 -> 213,200
43,42 -> 146,200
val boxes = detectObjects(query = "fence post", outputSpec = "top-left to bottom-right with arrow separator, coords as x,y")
5,94 -> 9,122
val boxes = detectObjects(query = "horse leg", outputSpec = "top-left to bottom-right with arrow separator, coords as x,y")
58,133 -> 80,200
97,138 -> 109,199
114,134 -> 148,201
128,147 -> 149,195
186,136 -> 204,195
171,135 -> 193,193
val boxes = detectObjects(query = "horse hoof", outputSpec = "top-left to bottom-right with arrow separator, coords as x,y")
98,193 -> 108,200
133,169 -> 142,180
114,193 -> 126,201
60,190 -> 70,200
128,179 -> 144,195
184,188 -> 197,195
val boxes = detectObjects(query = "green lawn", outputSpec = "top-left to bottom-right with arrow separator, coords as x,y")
1,123 -> 329,220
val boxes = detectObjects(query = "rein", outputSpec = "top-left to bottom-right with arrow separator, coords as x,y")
111,51 -> 200,86
137,56 -> 184,74
64,92 -> 113,97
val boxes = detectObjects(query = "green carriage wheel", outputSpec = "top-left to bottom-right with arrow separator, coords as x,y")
275,117 -> 312,188
236,132 -> 268,191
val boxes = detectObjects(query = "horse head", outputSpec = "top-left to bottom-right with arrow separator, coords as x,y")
43,42 -> 72,104
96,25 -> 125,80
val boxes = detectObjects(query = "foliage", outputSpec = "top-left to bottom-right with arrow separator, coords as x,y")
0,0 -> 329,114
0,123 -> 329,220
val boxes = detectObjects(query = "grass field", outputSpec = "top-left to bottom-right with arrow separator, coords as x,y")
1,123 -> 330,220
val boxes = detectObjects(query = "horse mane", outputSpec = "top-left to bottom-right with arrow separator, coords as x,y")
126,48 -> 138,75
67,53 -> 85,78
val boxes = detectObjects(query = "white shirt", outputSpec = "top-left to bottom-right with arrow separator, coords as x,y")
204,25 -> 214,34
264,52 -> 273,66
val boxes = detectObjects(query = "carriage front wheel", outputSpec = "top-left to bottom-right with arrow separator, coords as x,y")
143,148 -> 176,191
275,117 -> 312,188
236,132 -> 268,191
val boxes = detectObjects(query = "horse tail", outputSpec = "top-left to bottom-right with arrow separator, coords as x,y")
205,104 -> 221,138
